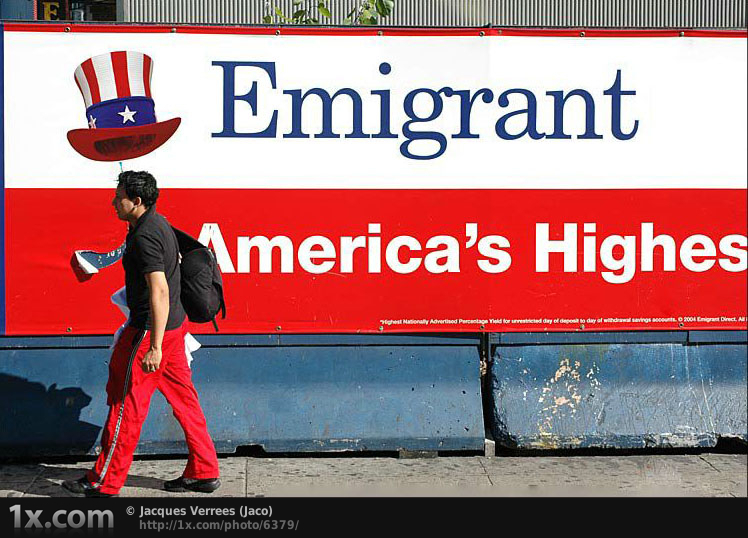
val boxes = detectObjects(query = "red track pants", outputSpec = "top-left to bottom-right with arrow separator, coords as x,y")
87,323 -> 220,494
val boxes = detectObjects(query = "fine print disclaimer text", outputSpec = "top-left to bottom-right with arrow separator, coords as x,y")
379,315 -> 747,327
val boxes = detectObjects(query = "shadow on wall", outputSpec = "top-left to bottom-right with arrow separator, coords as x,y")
0,374 -> 101,457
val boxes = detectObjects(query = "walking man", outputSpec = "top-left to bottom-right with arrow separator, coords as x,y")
63,171 -> 220,497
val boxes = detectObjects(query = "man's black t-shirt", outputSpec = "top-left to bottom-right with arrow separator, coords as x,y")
123,205 -> 186,330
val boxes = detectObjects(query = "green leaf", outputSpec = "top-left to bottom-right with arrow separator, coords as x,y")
274,6 -> 284,17
293,0 -> 302,4
293,9 -> 306,18
310,17 -> 319,24
360,9 -> 377,25
343,16 -> 352,24
375,0 -> 394,17
318,6 -> 331,17
263,15 -> 272,24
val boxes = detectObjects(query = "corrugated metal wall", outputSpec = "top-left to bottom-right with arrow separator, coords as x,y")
120,0 -> 746,28
1,0 -> 35,20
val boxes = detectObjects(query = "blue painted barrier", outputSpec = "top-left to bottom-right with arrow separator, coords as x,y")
2,330 -> 746,455
488,332 -> 747,449
0,334 -> 485,456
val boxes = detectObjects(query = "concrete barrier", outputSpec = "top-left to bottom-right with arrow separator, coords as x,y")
0,334 -> 485,456
488,331 -> 747,449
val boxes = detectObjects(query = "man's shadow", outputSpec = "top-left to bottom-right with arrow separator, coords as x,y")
3,463 -> 167,497
0,374 -> 163,496
0,373 -> 100,456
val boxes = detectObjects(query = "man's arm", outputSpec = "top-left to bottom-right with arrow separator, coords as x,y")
142,271 -> 170,373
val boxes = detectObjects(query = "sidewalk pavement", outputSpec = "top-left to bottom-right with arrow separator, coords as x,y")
1,454 -> 745,497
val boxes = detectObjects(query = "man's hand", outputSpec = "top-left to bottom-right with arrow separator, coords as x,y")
142,347 -> 162,373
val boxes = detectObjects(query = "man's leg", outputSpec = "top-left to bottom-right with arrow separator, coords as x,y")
157,325 -> 220,481
86,327 -> 161,495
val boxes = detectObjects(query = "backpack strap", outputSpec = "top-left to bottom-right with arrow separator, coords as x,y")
171,226 -> 204,254
219,290 -> 227,319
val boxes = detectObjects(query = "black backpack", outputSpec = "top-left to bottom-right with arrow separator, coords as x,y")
171,227 -> 226,332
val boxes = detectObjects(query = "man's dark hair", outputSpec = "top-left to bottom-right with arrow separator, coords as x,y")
117,170 -> 159,208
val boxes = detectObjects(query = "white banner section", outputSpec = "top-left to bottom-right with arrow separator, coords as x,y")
3,32 -> 747,188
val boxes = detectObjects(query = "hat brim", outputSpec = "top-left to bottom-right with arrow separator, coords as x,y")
67,117 -> 181,162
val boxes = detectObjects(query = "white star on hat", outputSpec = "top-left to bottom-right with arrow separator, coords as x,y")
118,105 -> 137,124
88,115 -> 97,129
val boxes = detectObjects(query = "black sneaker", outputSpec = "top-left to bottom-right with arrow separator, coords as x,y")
164,477 -> 221,493
61,476 -> 96,497
62,476 -> 119,497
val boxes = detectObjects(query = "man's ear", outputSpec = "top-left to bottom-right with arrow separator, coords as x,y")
133,196 -> 143,208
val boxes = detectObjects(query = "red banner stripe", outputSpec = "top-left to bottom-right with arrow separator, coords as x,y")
2,23 -> 746,39
4,188 -> 746,336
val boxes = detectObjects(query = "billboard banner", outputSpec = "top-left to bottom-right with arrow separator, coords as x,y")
1,24 -> 746,335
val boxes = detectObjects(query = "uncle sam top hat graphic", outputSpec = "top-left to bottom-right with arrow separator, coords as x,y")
67,51 -> 181,161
